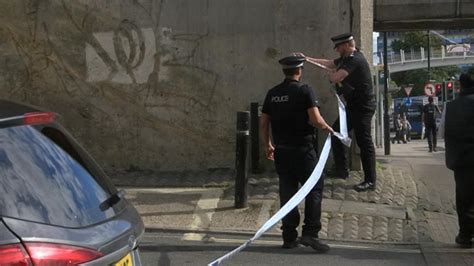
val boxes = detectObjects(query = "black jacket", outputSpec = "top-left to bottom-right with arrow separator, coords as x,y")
445,93 -> 474,170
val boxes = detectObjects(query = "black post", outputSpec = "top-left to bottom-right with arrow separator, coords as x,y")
427,30 -> 431,81
250,103 -> 260,174
442,81 -> 446,103
383,32 -> 391,155
235,111 -> 250,208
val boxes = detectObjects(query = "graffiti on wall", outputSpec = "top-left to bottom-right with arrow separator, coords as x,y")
0,0 -> 231,170
86,21 -> 156,84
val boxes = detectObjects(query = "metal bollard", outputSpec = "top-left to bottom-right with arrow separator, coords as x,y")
250,102 -> 260,174
235,111 -> 250,209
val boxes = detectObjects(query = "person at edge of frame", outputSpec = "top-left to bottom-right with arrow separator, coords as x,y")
422,96 -> 441,152
400,113 -> 411,144
392,113 -> 402,144
299,33 -> 377,192
260,54 -> 334,252
444,72 -> 474,248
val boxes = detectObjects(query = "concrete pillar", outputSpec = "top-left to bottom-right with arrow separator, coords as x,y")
349,0 -> 374,171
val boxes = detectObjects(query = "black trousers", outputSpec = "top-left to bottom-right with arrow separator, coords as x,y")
331,110 -> 376,183
425,123 -> 437,150
274,145 -> 324,242
454,167 -> 474,237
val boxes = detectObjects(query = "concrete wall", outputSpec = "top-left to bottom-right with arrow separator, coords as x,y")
0,0 -> 370,172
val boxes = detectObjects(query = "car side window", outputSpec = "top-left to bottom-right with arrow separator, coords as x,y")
40,126 -> 117,195
41,127 -> 90,172
0,125 -> 113,226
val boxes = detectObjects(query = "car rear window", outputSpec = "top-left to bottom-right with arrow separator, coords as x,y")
0,125 -> 116,227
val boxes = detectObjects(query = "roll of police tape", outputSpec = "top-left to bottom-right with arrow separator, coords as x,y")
208,96 -> 350,266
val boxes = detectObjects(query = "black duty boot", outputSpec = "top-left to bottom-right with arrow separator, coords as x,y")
354,181 -> 375,192
300,236 -> 330,253
455,234 -> 472,248
282,240 -> 299,249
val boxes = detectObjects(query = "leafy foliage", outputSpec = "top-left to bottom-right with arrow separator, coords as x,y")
391,32 -> 442,52
390,31 -> 459,97
391,66 -> 459,97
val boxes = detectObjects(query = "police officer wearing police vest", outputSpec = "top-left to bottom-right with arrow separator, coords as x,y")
444,73 -> 474,248
302,33 -> 377,192
260,54 -> 333,252
422,96 -> 441,152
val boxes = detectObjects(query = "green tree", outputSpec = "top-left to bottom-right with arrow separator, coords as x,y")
390,31 -> 459,97
391,31 -> 442,52
391,66 -> 459,97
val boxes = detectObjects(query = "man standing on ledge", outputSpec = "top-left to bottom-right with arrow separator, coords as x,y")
303,33 -> 377,192
260,54 -> 333,252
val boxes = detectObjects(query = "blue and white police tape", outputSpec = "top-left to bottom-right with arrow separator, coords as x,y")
208,96 -> 350,266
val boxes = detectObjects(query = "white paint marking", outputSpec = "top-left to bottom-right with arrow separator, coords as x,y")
256,200 -> 273,227
86,28 -> 156,84
182,189 -> 224,241
124,187 -> 210,194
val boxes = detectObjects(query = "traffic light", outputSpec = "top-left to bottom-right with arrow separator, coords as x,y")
446,81 -> 454,100
435,83 -> 442,101
446,81 -> 453,89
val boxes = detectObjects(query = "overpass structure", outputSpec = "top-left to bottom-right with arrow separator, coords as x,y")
383,47 -> 474,73
374,0 -> 474,31
373,0 -> 474,153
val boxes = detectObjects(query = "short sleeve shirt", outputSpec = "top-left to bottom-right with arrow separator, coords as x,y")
334,50 -> 375,112
261,79 -> 319,146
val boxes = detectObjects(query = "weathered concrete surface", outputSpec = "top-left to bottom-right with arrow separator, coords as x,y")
0,0 -> 371,172
375,0 -> 474,31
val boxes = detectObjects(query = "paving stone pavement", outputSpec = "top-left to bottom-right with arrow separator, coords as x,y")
120,140 -> 474,264
118,161 -> 423,244
269,164 -> 419,243
424,211 -> 459,244
109,168 -> 236,188
111,152 -> 462,243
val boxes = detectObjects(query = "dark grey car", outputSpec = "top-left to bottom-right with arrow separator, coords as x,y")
0,100 -> 144,265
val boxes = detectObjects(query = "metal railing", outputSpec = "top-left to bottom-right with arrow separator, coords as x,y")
379,46 -> 474,65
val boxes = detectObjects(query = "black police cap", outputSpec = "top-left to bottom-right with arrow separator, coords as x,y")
331,33 -> 354,48
278,55 -> 306,69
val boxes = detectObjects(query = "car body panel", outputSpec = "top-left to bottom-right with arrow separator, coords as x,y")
0,99 -> 145,264
0,221 -> 20,246
3,204 -> 144,251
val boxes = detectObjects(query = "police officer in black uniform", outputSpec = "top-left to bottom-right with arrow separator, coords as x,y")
303,33 -> 377,192
260,54 -> 333,252
444,73 -> 474,248
422,96 -> 441,152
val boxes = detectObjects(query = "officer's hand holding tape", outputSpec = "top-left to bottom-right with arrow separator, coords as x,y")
322,124 -> 334,135
265,143 -> 275,161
